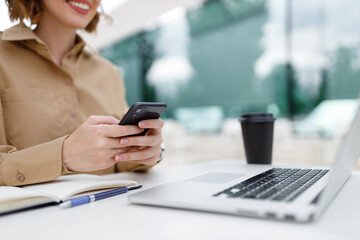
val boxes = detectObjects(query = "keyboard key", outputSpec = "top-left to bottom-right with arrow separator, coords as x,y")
212,167 -> 329,202
228,189 -> 249,198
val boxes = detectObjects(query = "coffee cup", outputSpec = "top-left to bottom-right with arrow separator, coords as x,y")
239,113 -> 275,164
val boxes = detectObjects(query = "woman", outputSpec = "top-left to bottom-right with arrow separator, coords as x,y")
0,0 -> 164,186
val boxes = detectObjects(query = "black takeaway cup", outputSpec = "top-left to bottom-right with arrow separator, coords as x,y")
239,113 -> 275,164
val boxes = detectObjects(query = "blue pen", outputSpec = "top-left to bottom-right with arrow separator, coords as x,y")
59,184 -> 143,208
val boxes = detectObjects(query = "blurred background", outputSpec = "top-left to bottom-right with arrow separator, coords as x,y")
1,0 -> 360,168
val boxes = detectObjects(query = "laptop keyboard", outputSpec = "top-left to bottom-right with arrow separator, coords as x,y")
213,168 -> 329,202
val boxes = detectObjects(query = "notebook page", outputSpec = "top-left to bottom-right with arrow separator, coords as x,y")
0,186 -> 55,202
22,174 -> 136,201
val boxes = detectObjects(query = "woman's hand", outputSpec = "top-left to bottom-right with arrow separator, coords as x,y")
62,115 -> 144,172
113,119 -> 164,166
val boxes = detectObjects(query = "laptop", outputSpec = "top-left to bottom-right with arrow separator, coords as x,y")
128,101 -> 360,222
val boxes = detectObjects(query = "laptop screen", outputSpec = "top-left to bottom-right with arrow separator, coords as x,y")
316,100 -> 360,218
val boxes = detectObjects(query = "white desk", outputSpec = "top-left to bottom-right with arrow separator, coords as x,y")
0,159 -> 359,240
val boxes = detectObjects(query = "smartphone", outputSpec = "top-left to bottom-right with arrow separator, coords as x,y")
118,102 -> 167,136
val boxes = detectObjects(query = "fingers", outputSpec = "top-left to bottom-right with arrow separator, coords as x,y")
138,119 -> 164,134
114,119 -> 164,147
104,125 -> 144,138
119,134 -> 162,147
114,146 -> 161,165
80,116 -> 164,168
92,148 -> 133,167
89,117 -> 164,139
90,124 -> 144,139
63,115 -> 163,172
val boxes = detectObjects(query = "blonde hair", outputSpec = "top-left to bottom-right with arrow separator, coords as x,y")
5,0 -> 101,33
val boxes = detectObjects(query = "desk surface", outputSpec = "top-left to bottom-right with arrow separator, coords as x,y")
0,159 -> 359,240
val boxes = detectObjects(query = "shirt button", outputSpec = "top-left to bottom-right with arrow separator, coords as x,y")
70,110 -> 77,117
64,78 -> 71,85
16,173 -> 25,182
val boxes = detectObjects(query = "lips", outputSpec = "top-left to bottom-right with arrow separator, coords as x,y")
66,0 -> 91,14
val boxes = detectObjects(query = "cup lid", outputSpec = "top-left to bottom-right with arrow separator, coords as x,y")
239,113 -> 275,123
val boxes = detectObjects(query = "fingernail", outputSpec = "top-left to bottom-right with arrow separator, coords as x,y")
121,139 -> 129,145
115,155 -> 124,161
139,121 -> 146,128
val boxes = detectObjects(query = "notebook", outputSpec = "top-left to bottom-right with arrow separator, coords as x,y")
0,174 -> 136,215
129,100 -> 360,222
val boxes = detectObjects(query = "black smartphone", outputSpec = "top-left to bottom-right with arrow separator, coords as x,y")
118,102 -> 167,136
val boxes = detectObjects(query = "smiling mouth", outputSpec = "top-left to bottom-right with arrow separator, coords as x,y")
67,1 -> 91,11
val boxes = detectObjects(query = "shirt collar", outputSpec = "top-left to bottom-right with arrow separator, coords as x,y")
2,22 -> 86,56
2,22 -> 44,43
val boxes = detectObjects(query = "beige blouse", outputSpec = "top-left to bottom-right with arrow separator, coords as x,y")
0,23 -> 151,186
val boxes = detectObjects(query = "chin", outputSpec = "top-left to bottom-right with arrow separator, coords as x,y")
64,19 -> 92,30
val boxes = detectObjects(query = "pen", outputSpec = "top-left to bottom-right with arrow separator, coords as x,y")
59,184 -> 143,208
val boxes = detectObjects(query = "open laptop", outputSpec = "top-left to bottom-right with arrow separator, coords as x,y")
129,101 -> 360,222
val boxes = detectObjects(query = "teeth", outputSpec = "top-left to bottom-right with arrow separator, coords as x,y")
68,1 -> 90,10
